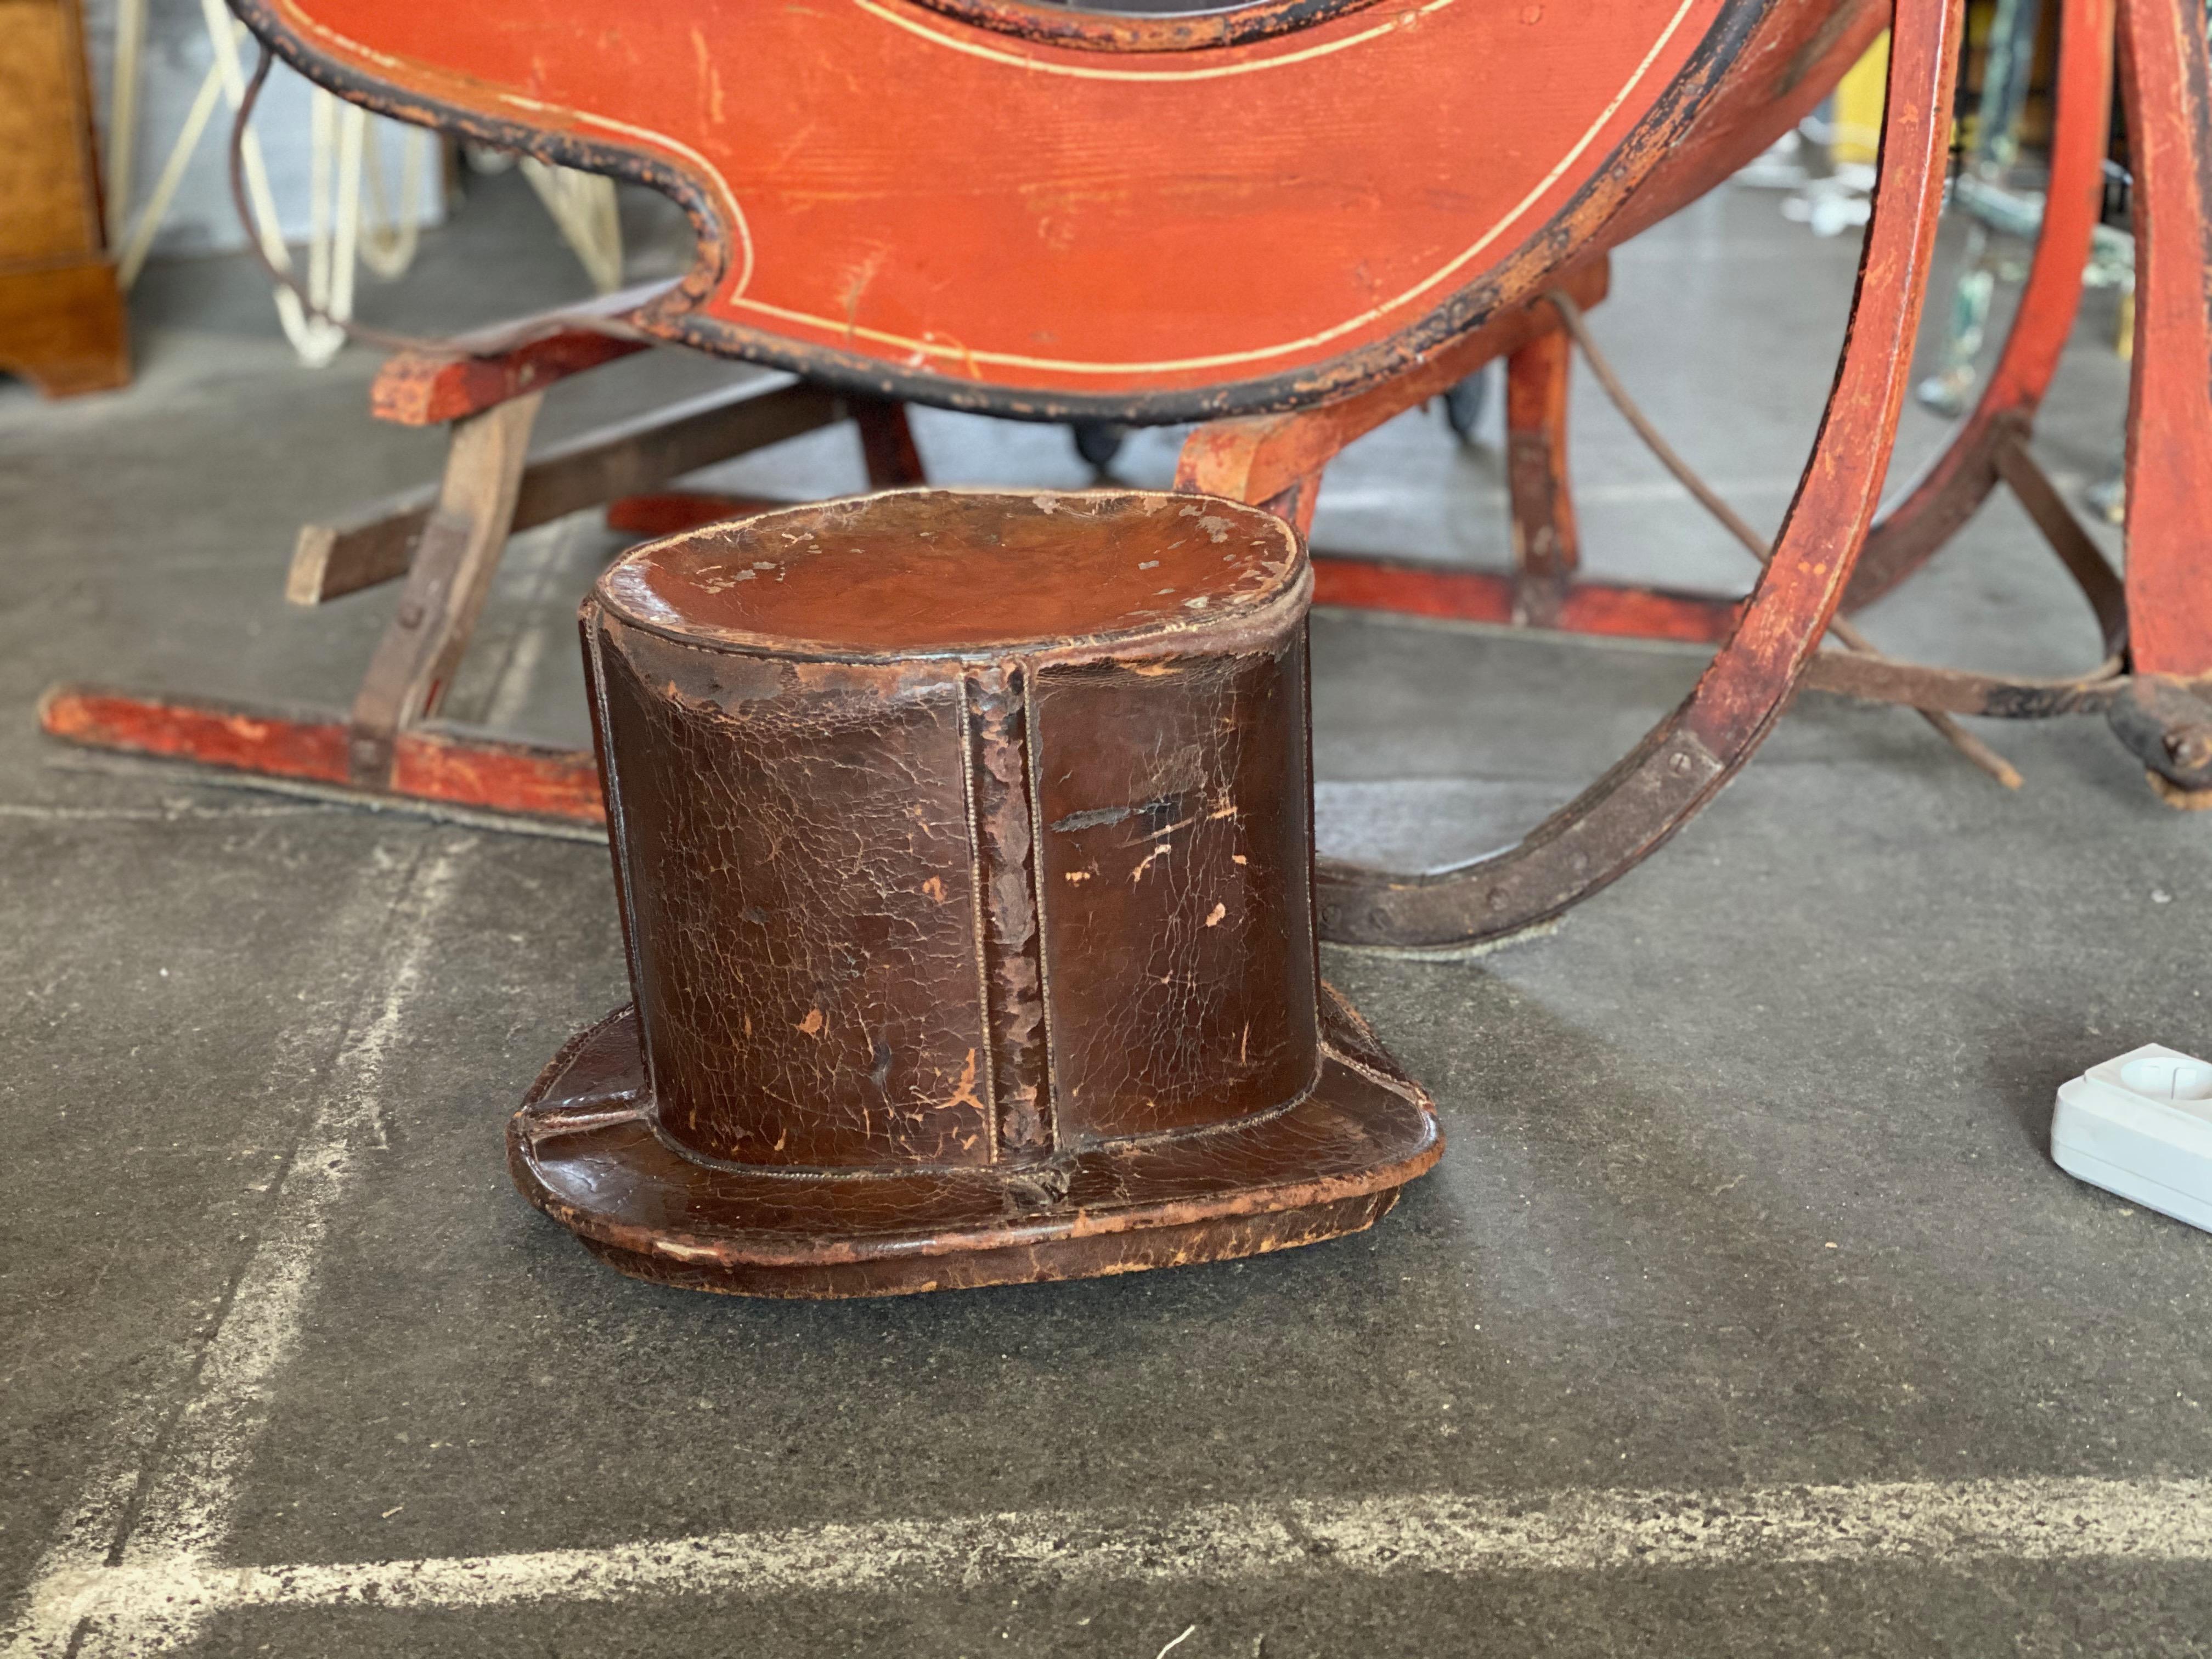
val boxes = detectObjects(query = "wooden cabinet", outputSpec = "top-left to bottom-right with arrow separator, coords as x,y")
0,0 -> 129,397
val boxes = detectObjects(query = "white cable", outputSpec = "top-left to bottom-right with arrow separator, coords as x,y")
198,0 -> 345,364
110,6 -> 429,352
107,0 -> 148,248
115,53 -> 225,289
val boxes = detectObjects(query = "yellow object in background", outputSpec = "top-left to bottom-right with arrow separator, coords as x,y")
1831,31 -> 1892,165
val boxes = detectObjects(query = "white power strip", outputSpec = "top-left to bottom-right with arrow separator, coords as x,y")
2052,1044 -> 2212,1233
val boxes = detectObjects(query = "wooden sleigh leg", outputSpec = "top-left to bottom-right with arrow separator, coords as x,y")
1847,0 -> 2114,610
1302,0 -> 1964,950
346,394 -> 543,787
40,293 -> 652,824
40,353 -> 868,826
40,390 -> 611,825
1173,262 -> 1754,646
1505,328 -> 1580,627
1216,261 -> 1752,649
849,396 -> 928,487
290,378 -> 844,603
340,380 -> 899,795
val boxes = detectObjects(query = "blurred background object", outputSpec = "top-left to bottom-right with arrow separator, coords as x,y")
1739,0 -> 2139,522
77,0 -> 630,368
0,0 -> 131,397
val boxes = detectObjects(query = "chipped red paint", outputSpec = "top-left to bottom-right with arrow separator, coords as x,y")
230,0 -> 1885,421
2118,0 -> 2212,678
38,686 -> 606,825
389,731 -> 605,822
1310,556 -> 1741,644
38,686 -> 351,784
371,329 -> 645,427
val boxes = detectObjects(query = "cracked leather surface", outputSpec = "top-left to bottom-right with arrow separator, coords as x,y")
1031,636 -> 1316,1143
530,488 -> 1440,1294
595,623 -> 990,1169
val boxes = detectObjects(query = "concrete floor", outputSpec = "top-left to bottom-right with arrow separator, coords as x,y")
2,172 -> 2208,1657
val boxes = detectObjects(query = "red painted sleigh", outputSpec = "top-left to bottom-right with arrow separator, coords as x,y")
42,0 -> 2212,951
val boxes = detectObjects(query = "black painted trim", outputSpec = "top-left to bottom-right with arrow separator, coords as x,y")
909,0 -> 1384,55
